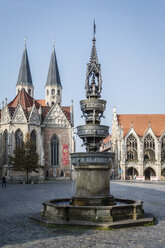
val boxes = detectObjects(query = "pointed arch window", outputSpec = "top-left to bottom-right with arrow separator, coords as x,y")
28,89 -> 31,96
3,130 -> 8,164
30,130 -> 37,151
51,135 -> 59,166
126,134 -> 138,161
51,89 -> 55,95
144,134 -> 155,161
15,129 -> 23,148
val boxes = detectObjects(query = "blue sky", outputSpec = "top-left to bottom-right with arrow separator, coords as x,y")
0,0 -> 165,151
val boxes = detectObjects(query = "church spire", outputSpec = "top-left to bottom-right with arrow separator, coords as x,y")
16,40 -> 34,97
17,43 -> 33,86
85,21 -> 102,98
45,42 -> 61,86
45,41 -> 62,106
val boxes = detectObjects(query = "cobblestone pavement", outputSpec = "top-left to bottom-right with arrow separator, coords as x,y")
0,180 -> 165,248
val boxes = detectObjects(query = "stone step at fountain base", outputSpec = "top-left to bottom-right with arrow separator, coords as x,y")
30,214 -> 154,229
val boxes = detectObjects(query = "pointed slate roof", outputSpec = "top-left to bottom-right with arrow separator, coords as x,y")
45,45 -> 61,86
17,45 -> 33,86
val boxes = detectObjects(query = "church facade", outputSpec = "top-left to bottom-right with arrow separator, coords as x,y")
111,107 -> 165,181
0,43 -> 75,181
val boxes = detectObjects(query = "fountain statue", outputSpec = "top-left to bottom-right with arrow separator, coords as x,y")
35,24 -> 153,228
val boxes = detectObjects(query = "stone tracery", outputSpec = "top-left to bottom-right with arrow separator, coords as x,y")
126,134 -> 138,160
144,134 -> 155,161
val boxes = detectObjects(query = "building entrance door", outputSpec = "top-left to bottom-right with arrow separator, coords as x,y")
145,169 -> 150,180
144,167 -> 156,180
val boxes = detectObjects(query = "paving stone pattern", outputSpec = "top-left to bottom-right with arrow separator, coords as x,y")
0,180 -> 165,248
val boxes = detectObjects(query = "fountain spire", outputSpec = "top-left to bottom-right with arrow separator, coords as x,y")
85,21 -> 102,98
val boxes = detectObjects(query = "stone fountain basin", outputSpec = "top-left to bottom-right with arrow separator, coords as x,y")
41,198 -> 144,223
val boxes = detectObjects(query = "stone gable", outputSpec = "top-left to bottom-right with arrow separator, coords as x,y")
12,104 -> 27,124
29,105 -> 40,125
43,103 -> 70,128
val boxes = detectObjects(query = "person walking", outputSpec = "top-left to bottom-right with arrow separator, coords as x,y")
2,176 -> 7,188
134,174 -> 136,181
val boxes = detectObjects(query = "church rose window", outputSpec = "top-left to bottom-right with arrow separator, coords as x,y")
126,134 -> 138,160
51,135 -> 59,166
15,129 -> 23,148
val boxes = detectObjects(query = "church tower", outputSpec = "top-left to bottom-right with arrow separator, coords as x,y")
45,42 -> 62,106
16,43 -> 34,97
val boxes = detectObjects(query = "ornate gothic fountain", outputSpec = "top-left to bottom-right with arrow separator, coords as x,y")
70,32 -> 115,207
37,26 -> 153,228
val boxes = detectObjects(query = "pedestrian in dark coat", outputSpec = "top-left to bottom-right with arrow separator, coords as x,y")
2,176 -> 6,188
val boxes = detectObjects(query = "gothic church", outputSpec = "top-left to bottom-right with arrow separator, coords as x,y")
0,43 -> 75,181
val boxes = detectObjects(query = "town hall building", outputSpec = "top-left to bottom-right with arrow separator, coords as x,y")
0,43 -> 75,181
111,107 -> 165,181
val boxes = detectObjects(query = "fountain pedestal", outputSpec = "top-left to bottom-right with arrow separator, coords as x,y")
71,152 -> 115,206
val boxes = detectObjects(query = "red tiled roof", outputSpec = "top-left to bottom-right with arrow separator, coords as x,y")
101,135 -> 112,152
117,114 -> 165,137
8,88 -> 40,110
61,106 -> 71,123
6,89 -> 71,124
42,106 -> 51,119
36,99 -> 46,106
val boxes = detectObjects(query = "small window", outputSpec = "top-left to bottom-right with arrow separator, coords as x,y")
51,89 -> 55,95
47,90 -> 49,96
52,102 -> 54,105
58,89 -> 60,96
28,89 -> 31,95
